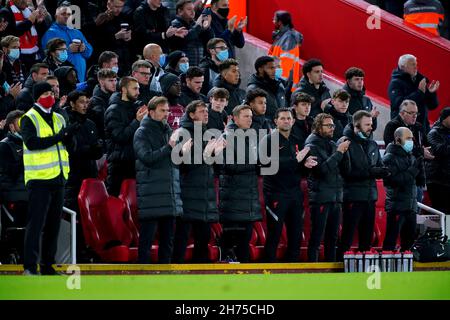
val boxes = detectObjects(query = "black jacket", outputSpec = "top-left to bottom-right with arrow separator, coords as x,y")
199,56 -> 220,95
388,68 -> 439,133
133,116 -> 183,220
54,66 -> 77,97
15,76 -> 34,112
247,74 -> 286,122
133,1 -> 172,53
0,132 -> 27,202
178,85 -> 207,107
426,122 -> 450,187
251,113 -> 274,134
219,123 -> 261,222
292,77 -> 331,118
87,85 -> 112,140
339,124 -> 383,202
342,83 -> 378,131
383,115 -> 426,158
290,115 -> 313,149
260,130 -> 305,199
324,104 -> 352,142
104,95 -> 140,163
207,106 -> 227,132
210,11 -> 245,59
178,114 -> 218,222
212,76 -> 246,115
42,55 -> 74,74
305,133 -> 345,204
383,143 -> 424,212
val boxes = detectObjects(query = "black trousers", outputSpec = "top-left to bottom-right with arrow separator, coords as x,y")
23,185 -> 64,272
138,217 -> 175,264
264,196 -> 304,262
427,183 -> 450,216
221,222 -> 253,263
308,203 -> 341,262
106,160 -> 135,197
383,211 -> 417,251
172,219 -> 211,263
339,201 -> 376,254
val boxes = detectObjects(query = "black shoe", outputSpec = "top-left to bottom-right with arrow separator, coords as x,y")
23,269 -> 40,276
40,265 -> 62,275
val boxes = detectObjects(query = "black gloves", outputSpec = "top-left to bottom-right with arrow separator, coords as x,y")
369,166 -> 391,179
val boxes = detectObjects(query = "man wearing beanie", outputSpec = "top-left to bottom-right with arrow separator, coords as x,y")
426,107 -> 450,216
20,81 -> 79,275
165,50 -> 189,77
160,72 -> 184,129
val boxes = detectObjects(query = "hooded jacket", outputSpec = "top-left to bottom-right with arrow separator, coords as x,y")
213,75 -> 246,115
291,77 -> 331,118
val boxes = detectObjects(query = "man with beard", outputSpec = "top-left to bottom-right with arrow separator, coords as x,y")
247,56 -> 286,124
305,113 -> 350,262
104,76 -> 148,196
87,69 -> 118,140
291,59 -> 331,118
260,108 -> 317,262
179,66 -> 207,107
212,58 -> 245,116
338,111 -> 390,257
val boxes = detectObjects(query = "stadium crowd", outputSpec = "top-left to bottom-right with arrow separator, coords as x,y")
0,0 -> 448,275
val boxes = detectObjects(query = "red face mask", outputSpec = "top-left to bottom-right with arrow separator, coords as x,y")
38,95 -> 55,109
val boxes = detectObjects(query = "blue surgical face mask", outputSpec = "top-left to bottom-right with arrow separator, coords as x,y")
57,50 -> 68,63
8,48 -> 20,61
216,49 -> 229,62
357,131 -> 368,140
179,62 -> 189,73
159,54 -> 167,67
275,68 -> 283,80
111,66 -> 119,74
2,81 -> 10,94
402,140 -> 414,153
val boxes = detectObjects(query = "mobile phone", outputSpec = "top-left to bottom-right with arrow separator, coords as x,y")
121,23 -> 130,31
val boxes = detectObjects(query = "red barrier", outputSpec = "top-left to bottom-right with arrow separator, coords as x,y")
246,0 -> 450,122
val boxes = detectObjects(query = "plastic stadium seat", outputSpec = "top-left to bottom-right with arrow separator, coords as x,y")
375,179 -> 387,246
119,179 -> 139,229
78,178 -> 138,262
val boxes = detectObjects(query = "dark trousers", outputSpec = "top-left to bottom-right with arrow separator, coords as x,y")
172,219 -> 211,263
106,160 -> 135,197
23,186 -> 64,272
221,222 -> 253,263
308,203 -> 341,262
138,217 -> 175,264
264,196 -> 304,262
340,201 -> 376,254
383,211 -> 417,251
427,183 -> 450,215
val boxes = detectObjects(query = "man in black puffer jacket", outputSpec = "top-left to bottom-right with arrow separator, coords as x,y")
220,105 -> 262,262
290,92 -> 314,149
212,59 -> 245,115
382,127 -> 425,251
104,76 -> 148,196
305,113 -> 350,262
134,96 -> 183,264
426,107 -> 450,216
172,100 -> 223,263
247,56 -> 286,124
338,111 -> 390,257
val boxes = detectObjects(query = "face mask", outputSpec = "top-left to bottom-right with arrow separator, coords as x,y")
179,62 -> 189,73
402,140 -> 414,153
8,48 -> 20,61
38,95 -> 55,109
57,50 -> 68,63
111,66 -> 119,74
159,54 -> 167,67
12,131 -> 22,139
357,131 -> 368,140
217,7 -> 230,18
216,49 -> 229,62
275,68 -> 283,80
2,81 -> 10,94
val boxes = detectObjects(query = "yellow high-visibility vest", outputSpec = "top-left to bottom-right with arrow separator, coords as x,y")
20,108 -> 69,185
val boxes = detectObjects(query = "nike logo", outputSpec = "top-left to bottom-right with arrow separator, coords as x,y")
437,253 -> 445,257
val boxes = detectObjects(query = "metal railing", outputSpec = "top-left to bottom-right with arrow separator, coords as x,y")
417,202 -> 447,237
63,206 -> 77,265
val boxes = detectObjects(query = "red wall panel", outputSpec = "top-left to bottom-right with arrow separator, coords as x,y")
246,0 -> 450,122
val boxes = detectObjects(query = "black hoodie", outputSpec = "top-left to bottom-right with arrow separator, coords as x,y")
342,83 -> 378,131
199,56 -> 220,95
291,77 -> 331,118
213,75 -> 246,115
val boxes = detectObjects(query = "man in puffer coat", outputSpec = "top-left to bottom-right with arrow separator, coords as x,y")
134,96 -> 183,264
172,100 -> 224,263
219,105 -> 262,262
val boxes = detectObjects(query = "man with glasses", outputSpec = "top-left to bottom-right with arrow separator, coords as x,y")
131,60 -> 154,105
304,113 -> 350,262
199,38 -> 229,94
43,38 -> 73,73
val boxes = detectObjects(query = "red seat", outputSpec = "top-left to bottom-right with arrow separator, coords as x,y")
375,179 -> 387,247
78,178 -> 138,262
97,159 -> 108,181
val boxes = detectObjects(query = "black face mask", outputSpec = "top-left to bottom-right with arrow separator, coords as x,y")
218,8 -> 230,18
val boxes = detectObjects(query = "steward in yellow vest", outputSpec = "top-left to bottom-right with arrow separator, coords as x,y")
20,81 -> 79,275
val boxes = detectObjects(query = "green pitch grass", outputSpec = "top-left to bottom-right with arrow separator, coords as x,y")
1,271 -> 449,300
